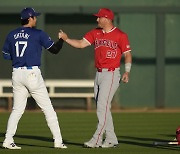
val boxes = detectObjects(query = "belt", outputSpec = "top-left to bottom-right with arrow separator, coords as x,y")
13,66 -> 40,70
97,68 -> 116,72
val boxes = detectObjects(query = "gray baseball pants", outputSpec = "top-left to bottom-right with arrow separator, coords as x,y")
92,68 -> 120,145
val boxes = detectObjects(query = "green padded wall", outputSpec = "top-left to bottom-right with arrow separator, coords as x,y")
165,14 -> 180,107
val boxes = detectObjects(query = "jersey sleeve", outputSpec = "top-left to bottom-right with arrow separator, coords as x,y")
40,31 -> 54,49
119,33 -> 131,54
2,36 -> 12,60
83,30 -> 95,45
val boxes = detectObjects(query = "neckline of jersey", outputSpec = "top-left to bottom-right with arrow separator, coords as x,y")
102,27 -> 116,34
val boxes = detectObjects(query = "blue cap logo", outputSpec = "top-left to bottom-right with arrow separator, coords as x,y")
21,7 -> 41,19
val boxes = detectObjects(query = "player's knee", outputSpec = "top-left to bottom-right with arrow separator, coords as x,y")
12,108 -> 25,116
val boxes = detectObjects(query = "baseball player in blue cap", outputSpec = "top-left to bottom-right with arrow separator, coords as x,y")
2,7 -> 67,149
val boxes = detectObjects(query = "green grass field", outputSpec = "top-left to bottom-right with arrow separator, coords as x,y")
0,111 -> 180,154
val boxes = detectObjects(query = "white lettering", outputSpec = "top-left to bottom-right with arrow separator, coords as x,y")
14,33 -> 30,40
95,39 -> 117,50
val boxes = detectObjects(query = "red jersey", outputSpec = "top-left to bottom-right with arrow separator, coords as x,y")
83,27 -> 131,68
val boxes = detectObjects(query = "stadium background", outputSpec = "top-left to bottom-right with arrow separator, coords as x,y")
0,0 -> 180,109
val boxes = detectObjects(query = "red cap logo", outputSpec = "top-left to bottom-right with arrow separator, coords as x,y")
94,8 -> 114,20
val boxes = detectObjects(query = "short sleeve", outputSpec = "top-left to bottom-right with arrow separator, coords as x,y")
119,33 -> 131,53
40,31 -> 54,49
83,30 -> 95,45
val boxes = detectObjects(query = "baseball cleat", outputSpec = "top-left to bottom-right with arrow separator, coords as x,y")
101,142 -> 118,148
84,141 -> 101,148
2,142 -> 21,149
54,142 -> 67,149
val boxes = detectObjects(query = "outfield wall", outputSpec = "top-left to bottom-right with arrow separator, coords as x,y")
0,0 -> 180,108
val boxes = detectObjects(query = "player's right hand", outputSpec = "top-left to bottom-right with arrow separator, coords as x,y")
59,30 -> 68,41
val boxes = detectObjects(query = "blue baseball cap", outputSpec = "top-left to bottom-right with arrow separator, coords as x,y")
21,7 -> 41,19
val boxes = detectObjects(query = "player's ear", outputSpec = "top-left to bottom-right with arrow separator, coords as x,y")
28,17 -> 33,23
28,16 -> 34,20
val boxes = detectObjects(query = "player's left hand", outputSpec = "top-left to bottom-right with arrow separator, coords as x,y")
121,72 -> 129,83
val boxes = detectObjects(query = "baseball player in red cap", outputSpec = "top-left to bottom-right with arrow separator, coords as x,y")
60,8 -> 132,148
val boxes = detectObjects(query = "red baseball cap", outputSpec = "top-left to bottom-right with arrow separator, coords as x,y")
94,8 -> 114,20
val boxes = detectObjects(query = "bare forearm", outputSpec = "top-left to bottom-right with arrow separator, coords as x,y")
124,52 -> 132,64
59,30 -> 89,49
66,39 -> 85,48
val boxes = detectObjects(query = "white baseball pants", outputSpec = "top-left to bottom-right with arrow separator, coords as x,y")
4,67 -> 63,143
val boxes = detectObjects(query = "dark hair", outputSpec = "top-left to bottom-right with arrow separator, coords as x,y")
21,16 -> 34,25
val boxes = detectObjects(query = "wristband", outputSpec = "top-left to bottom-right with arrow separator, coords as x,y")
125,63 -> 131,72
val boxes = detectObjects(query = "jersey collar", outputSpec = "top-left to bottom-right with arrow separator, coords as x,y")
102,27 -> 116,33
